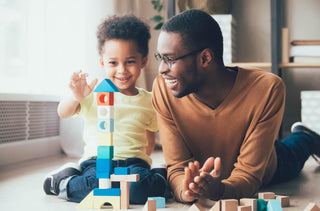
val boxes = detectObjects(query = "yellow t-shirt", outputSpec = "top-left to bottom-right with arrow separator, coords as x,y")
79,87 -> 158,165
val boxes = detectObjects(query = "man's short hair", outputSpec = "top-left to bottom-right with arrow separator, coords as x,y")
97,15 -> 150,57
161,9 -> 224,64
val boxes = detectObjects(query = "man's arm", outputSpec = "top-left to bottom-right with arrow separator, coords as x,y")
152,76 -> 195,202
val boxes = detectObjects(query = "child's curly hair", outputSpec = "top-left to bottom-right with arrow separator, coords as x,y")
97,15 -> 151,57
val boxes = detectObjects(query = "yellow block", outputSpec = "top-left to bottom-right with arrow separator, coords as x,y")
76,190 -> 121,210
94,195 -> 121,209
98,132 -> 113,146
77,190 -> 94,209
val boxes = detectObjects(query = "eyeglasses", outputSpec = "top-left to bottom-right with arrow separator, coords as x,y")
154,48 -> 204,68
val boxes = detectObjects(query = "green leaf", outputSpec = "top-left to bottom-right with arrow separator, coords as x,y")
154,22 -> 163,30
157,4 -> 163,12
150,15 -> 163,22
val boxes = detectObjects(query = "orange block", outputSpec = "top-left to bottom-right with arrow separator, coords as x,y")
97,92 -> 114,106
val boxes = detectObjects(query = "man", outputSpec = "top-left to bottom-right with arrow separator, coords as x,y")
152,9 -> 320,203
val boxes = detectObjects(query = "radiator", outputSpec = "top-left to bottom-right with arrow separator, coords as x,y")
0,93 -> 62,166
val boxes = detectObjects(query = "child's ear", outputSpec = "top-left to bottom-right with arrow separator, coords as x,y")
141,56 -> 148,68
99,57 -> 104,68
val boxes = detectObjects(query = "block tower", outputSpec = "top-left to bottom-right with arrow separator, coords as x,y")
77,79 -> 139,210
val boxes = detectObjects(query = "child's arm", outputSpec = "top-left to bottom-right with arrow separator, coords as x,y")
145,130 -> 156,156
58,70 -> 98,118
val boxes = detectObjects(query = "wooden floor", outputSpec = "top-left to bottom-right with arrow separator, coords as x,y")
0,151 -> 320,211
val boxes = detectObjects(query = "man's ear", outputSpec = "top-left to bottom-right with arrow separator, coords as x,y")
99,57 -> 104,68
141,56 -> 148,68
200,48 -> 214,67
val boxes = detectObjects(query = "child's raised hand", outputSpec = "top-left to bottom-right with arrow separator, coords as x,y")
69,70 -> 98,102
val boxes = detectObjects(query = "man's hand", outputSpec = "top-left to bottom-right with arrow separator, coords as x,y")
181,157 -> 224,202
69,70 -> 98,102
181,161 -> 201,202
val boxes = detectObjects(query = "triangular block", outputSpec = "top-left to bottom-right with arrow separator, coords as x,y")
94,79 -> 119,93
77,190 -> 94,209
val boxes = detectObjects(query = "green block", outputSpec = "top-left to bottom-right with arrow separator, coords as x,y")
257,199 -> 267,211
97,146 -> 114,159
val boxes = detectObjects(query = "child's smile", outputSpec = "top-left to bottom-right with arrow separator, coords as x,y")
100,39 -> 147,96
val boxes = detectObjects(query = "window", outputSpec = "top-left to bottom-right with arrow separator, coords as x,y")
0,0 -> 114,96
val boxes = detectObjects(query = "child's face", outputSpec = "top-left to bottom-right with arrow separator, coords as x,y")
100,39 -> 147,96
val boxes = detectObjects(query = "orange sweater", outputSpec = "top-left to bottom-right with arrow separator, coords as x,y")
152,67 -> 285,201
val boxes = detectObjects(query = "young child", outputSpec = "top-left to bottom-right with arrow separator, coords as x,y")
43,15 -> 168,204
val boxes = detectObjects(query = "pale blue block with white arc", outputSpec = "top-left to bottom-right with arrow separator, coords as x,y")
98,118 -> 114,132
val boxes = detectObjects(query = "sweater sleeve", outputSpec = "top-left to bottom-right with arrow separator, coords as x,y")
152,76 -> 193,202
221,76 -> 286,199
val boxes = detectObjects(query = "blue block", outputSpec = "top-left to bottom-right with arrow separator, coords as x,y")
114,167 -> 129,175
96,171 -> 110,179
97,146 -> 114,159
96,158 -> 112,178
94,79 -> 119,93
267,199 -> 282,211
93,188 -> 120,196
148,197 -> 165,208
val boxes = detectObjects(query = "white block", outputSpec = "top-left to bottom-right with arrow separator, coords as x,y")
99,178 -> 111,189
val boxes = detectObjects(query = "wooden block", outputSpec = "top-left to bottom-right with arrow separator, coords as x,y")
97,92 -> 114,106
93,188 -> 120,196
97,146 -> 114,159
238,205 -> 252,211
240,198 -> 257,211
98,132 -> 113,146
97,106 -> 114,119
275,195 -> 290,207
93,195 -> 120,209
99,178 -> 111,189
77,190 -> 94,209
96,158 -> 112,178
258,192 -> 275,201
188,202 -> 207,211
209,201 -> 221,211
143,199 -> 157,211
257,199 -> 267,211
267,199 -> 282,211
303,203 -> 320,211
114,167 -> 129,175
98,119 -> 114,132
221,199 -> 238,211
120,181 -> 129,209
148,196 -> 165,208
110,174 -> 139,182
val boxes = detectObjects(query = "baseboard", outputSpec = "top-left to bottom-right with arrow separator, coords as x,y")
0,137 -> 62,166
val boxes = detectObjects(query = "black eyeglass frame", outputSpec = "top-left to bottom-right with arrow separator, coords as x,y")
154,48 -> 204,68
